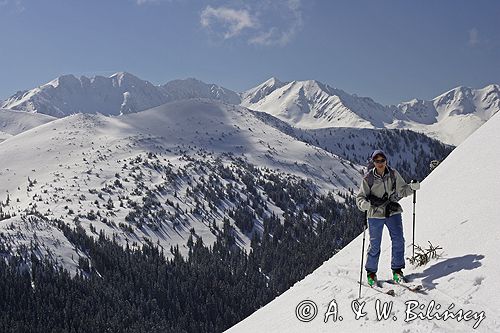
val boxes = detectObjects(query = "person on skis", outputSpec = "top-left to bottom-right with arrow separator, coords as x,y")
356,149 -> 420,286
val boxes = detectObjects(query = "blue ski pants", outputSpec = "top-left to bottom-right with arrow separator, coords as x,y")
365,213 -> 405,273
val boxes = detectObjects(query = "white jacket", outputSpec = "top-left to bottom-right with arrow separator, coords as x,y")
356,167 -> 414,219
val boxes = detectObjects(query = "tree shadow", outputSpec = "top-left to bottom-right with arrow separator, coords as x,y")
406,254 -> 484,290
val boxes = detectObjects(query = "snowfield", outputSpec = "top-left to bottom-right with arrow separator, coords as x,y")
226,112 -> 500,332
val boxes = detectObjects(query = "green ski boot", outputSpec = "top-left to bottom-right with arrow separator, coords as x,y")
392,269 -> 406,283
367,271 -> 377,287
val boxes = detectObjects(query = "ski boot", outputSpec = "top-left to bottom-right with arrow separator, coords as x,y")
392,269 -> 407,283
367,271 -> 377,287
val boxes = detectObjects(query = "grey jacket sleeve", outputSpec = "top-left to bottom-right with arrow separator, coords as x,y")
356,178 -> 371,211
395,170 -> 413,198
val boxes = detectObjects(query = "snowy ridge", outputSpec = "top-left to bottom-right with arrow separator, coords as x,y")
240,77 -> 287,104
243,78 -> 500,145
162,78 -> 241,104
0,108 -> 55,143
394,84 -> 500,145
249,109 -> 453,181
0,73 -> 240,117
0,108 -> 55,135
226,112 -> 500,332
242,79 -> 393,129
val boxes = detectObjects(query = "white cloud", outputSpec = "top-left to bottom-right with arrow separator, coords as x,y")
468,28 -> 479,47
200,6 -> 257,39
200,0 -> 303,47
0,0 -> 25,12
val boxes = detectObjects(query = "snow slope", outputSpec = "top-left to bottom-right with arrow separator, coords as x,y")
226,112 -> 500,332
0,108 -> 55,135
0,99 -> 361,273
248,108 -> 452,180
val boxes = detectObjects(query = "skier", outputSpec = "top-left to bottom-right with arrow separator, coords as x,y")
356,149 -> 420,286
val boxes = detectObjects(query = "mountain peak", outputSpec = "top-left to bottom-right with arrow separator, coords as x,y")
482,83 -> 500,93
242,77 -> 392,129
43,74 -> 80,89
292,79 -> 334,93
241,77 -> 288,104
264,77 -> 284,86
109,72 -> 148,87
109,71 -> 139,79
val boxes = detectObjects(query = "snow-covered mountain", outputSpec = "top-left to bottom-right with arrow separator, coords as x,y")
0,73 -> 240,117
242,79 -> 500,146
394,84 -> 500,145
226,111 -> 500,333
0,99 -> 361,273
241,79 -> 395,129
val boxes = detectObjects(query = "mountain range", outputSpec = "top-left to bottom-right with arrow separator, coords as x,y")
2,72 -> 499,145
241,78 -> 500,146
0,72 -> 239,117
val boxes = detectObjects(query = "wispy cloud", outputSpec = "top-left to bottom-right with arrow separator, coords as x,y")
200,6 -> 257,39
468,28 -> 479,47
136,0 -> 304,46
200,0 -> 303,47
0,0 -> 25,12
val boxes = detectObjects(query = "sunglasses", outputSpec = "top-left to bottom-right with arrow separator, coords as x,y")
373,159 -> 386,163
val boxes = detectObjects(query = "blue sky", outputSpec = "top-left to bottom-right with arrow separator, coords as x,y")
0,0 -> 499,105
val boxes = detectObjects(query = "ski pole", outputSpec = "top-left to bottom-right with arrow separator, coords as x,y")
411,180 -> 417,258
358,211 -> 368,299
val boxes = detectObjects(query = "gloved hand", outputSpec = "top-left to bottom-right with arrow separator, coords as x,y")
360,200 -> 371,212
410,180 -> 420,191
367,193 -> 388,206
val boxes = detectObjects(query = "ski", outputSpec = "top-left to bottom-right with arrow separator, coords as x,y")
359,281 -> 395,296
382,280 -> 423,292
